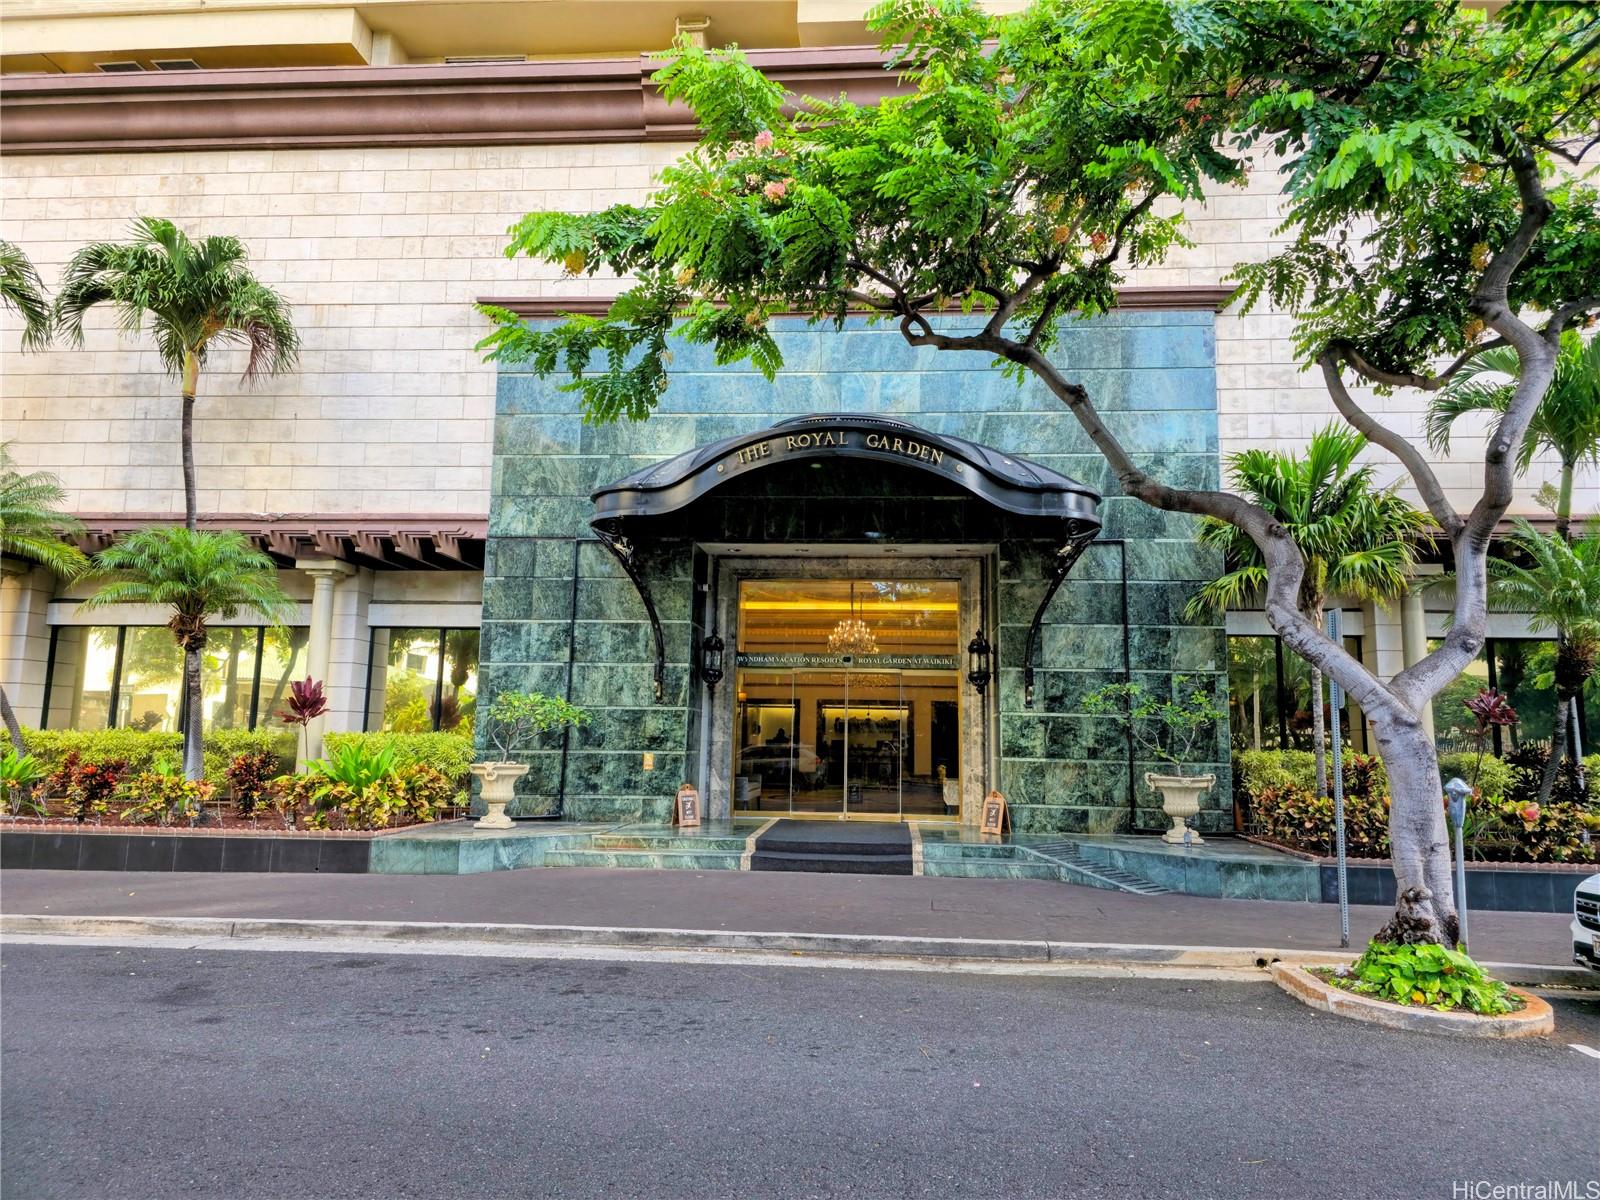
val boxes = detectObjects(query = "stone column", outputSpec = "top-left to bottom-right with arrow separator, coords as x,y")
295,559 -> 354,764
1399,583 -> 1434,742
1,562 -> 56,730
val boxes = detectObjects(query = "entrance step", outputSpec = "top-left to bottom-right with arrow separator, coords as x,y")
1020,840 -> 1173,895
748,819 -> 913,876
541,848 -> 744,871
590,832 -> 750,854
748,849 -> 913,876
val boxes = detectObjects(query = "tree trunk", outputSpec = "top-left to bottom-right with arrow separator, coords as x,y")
182,645 -> 204,783
1371,718 -> 1459,945
1554,460 -> 1573,542
0,684 -> 26,758
180,350 -> 199,531
1537,687 -> 1571,807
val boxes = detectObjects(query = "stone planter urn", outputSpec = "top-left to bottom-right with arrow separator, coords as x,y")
1144,771 -> 1215,845
471,761 -> 529,829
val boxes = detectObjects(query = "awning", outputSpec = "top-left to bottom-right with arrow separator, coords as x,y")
591,412 -> 1101,529
588,414 -> 1102,705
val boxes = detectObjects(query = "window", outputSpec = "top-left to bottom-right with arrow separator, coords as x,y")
1430,637 -> 1594,757
1226,629 -> 1367,754
43,625 -> 310,732
364,628 -> 479,734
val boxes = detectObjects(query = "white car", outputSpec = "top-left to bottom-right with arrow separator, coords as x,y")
1575,873 -> 1600,973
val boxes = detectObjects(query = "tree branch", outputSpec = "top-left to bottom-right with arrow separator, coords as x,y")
1319,350 -> 1464,540
1335,338 -> 1509,393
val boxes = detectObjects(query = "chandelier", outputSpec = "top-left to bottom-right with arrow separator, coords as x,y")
827,582 -> 879,656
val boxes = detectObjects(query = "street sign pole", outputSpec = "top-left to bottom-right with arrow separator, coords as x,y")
1326,609 -> 1349,949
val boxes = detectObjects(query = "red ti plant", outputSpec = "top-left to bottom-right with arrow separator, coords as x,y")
1463,687 -> 1518,797
277,677 -> 328,766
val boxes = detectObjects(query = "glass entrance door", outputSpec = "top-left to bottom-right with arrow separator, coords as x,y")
732,578 -> 961,820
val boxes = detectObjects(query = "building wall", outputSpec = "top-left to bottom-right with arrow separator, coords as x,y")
2,143 -> 1582,521
483,312 -> 1230,833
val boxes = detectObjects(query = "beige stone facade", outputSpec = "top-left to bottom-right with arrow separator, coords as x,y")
0,68 -> 1586,753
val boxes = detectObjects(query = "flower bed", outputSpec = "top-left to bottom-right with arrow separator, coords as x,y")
1234,747 -> 1599,865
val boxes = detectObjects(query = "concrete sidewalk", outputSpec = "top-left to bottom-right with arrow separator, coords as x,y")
0,866 -> 1579,967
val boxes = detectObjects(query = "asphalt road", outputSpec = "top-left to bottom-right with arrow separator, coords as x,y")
2,944 -> 1596,1200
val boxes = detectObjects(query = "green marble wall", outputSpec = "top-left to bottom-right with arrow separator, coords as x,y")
483,312 -> 1231,830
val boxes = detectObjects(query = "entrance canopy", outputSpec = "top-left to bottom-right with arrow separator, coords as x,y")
588,414 -> 1102,704
591,413 -> 1102,528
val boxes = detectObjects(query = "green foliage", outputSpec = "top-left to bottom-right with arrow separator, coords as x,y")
1335,941 -> 1518,1015
479,692 -> 591,760
0,239 -> 52,350
1238,747 -> 1596,863
21,727 -> 291,790
54,216 -> 298,382
49,752 -> 125,823
306,740 -> 398,799
1489,518 -> 1600,665
323,732 -> 473,798
224,750 -> 279,817
482,1 -> 1599,421
120,771 -> 212,827
82,527 -> 292,642
0,443 -> 89,578
1437,751 -> 1514,806
1186,425 -> 1433,619
1428,331 -> 1600,484
1083,675 -> 1223,765
1,750 -> 48,816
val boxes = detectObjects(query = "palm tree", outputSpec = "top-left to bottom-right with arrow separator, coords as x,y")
1186,425 -> 1435,800
1487,518 -> 1600,805
0,445 -> 90,756
53,218 -> 299,530
0,240 -> 52,350
81,528 -> 291,782
1427,331 -> 1600,541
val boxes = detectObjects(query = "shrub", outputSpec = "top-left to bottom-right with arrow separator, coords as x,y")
50,751 -> 126,823
121,771 -> 213,827
1437,751 -> 1514,805
225,751 -> 279,817
395,763 -> 457,823
1,750 -> 48,816
323,732 -> 472,798
1331,941 -> 1517,1015
22,727 -> 292,791
1237,747 -> 1596,864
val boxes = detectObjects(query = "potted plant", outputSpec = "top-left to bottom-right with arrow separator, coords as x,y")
1084,675 -> 1225,843
472,692 -> 591,828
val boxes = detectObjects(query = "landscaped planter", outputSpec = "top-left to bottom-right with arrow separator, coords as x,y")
1239,835 -> 1594,914
1270,963 -> 1554,1038
0,822 -> 432,873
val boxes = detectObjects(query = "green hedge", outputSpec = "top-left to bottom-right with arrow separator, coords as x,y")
322,732 -> 473,798
20,727 -> 294,791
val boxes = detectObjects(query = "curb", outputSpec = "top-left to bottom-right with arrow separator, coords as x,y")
3,914 -> 1595,988
1270,963 -> 1557,1038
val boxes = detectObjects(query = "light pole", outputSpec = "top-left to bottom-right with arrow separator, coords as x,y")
1445,776 -> 1472,951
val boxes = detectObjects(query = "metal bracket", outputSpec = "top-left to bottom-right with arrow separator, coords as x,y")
1023,520 -> 1100,708
594,525 -> 667,703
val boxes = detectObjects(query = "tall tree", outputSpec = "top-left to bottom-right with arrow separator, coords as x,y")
81,528 -> 290,783
53,218 -> 299,529
1427,331 -> 1600,540
0,240 -> 52,350
1185,427 -> 1433,801
1487,519 -> 1600,804
0,444 -> 90,756
478,0 -> 1600,944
